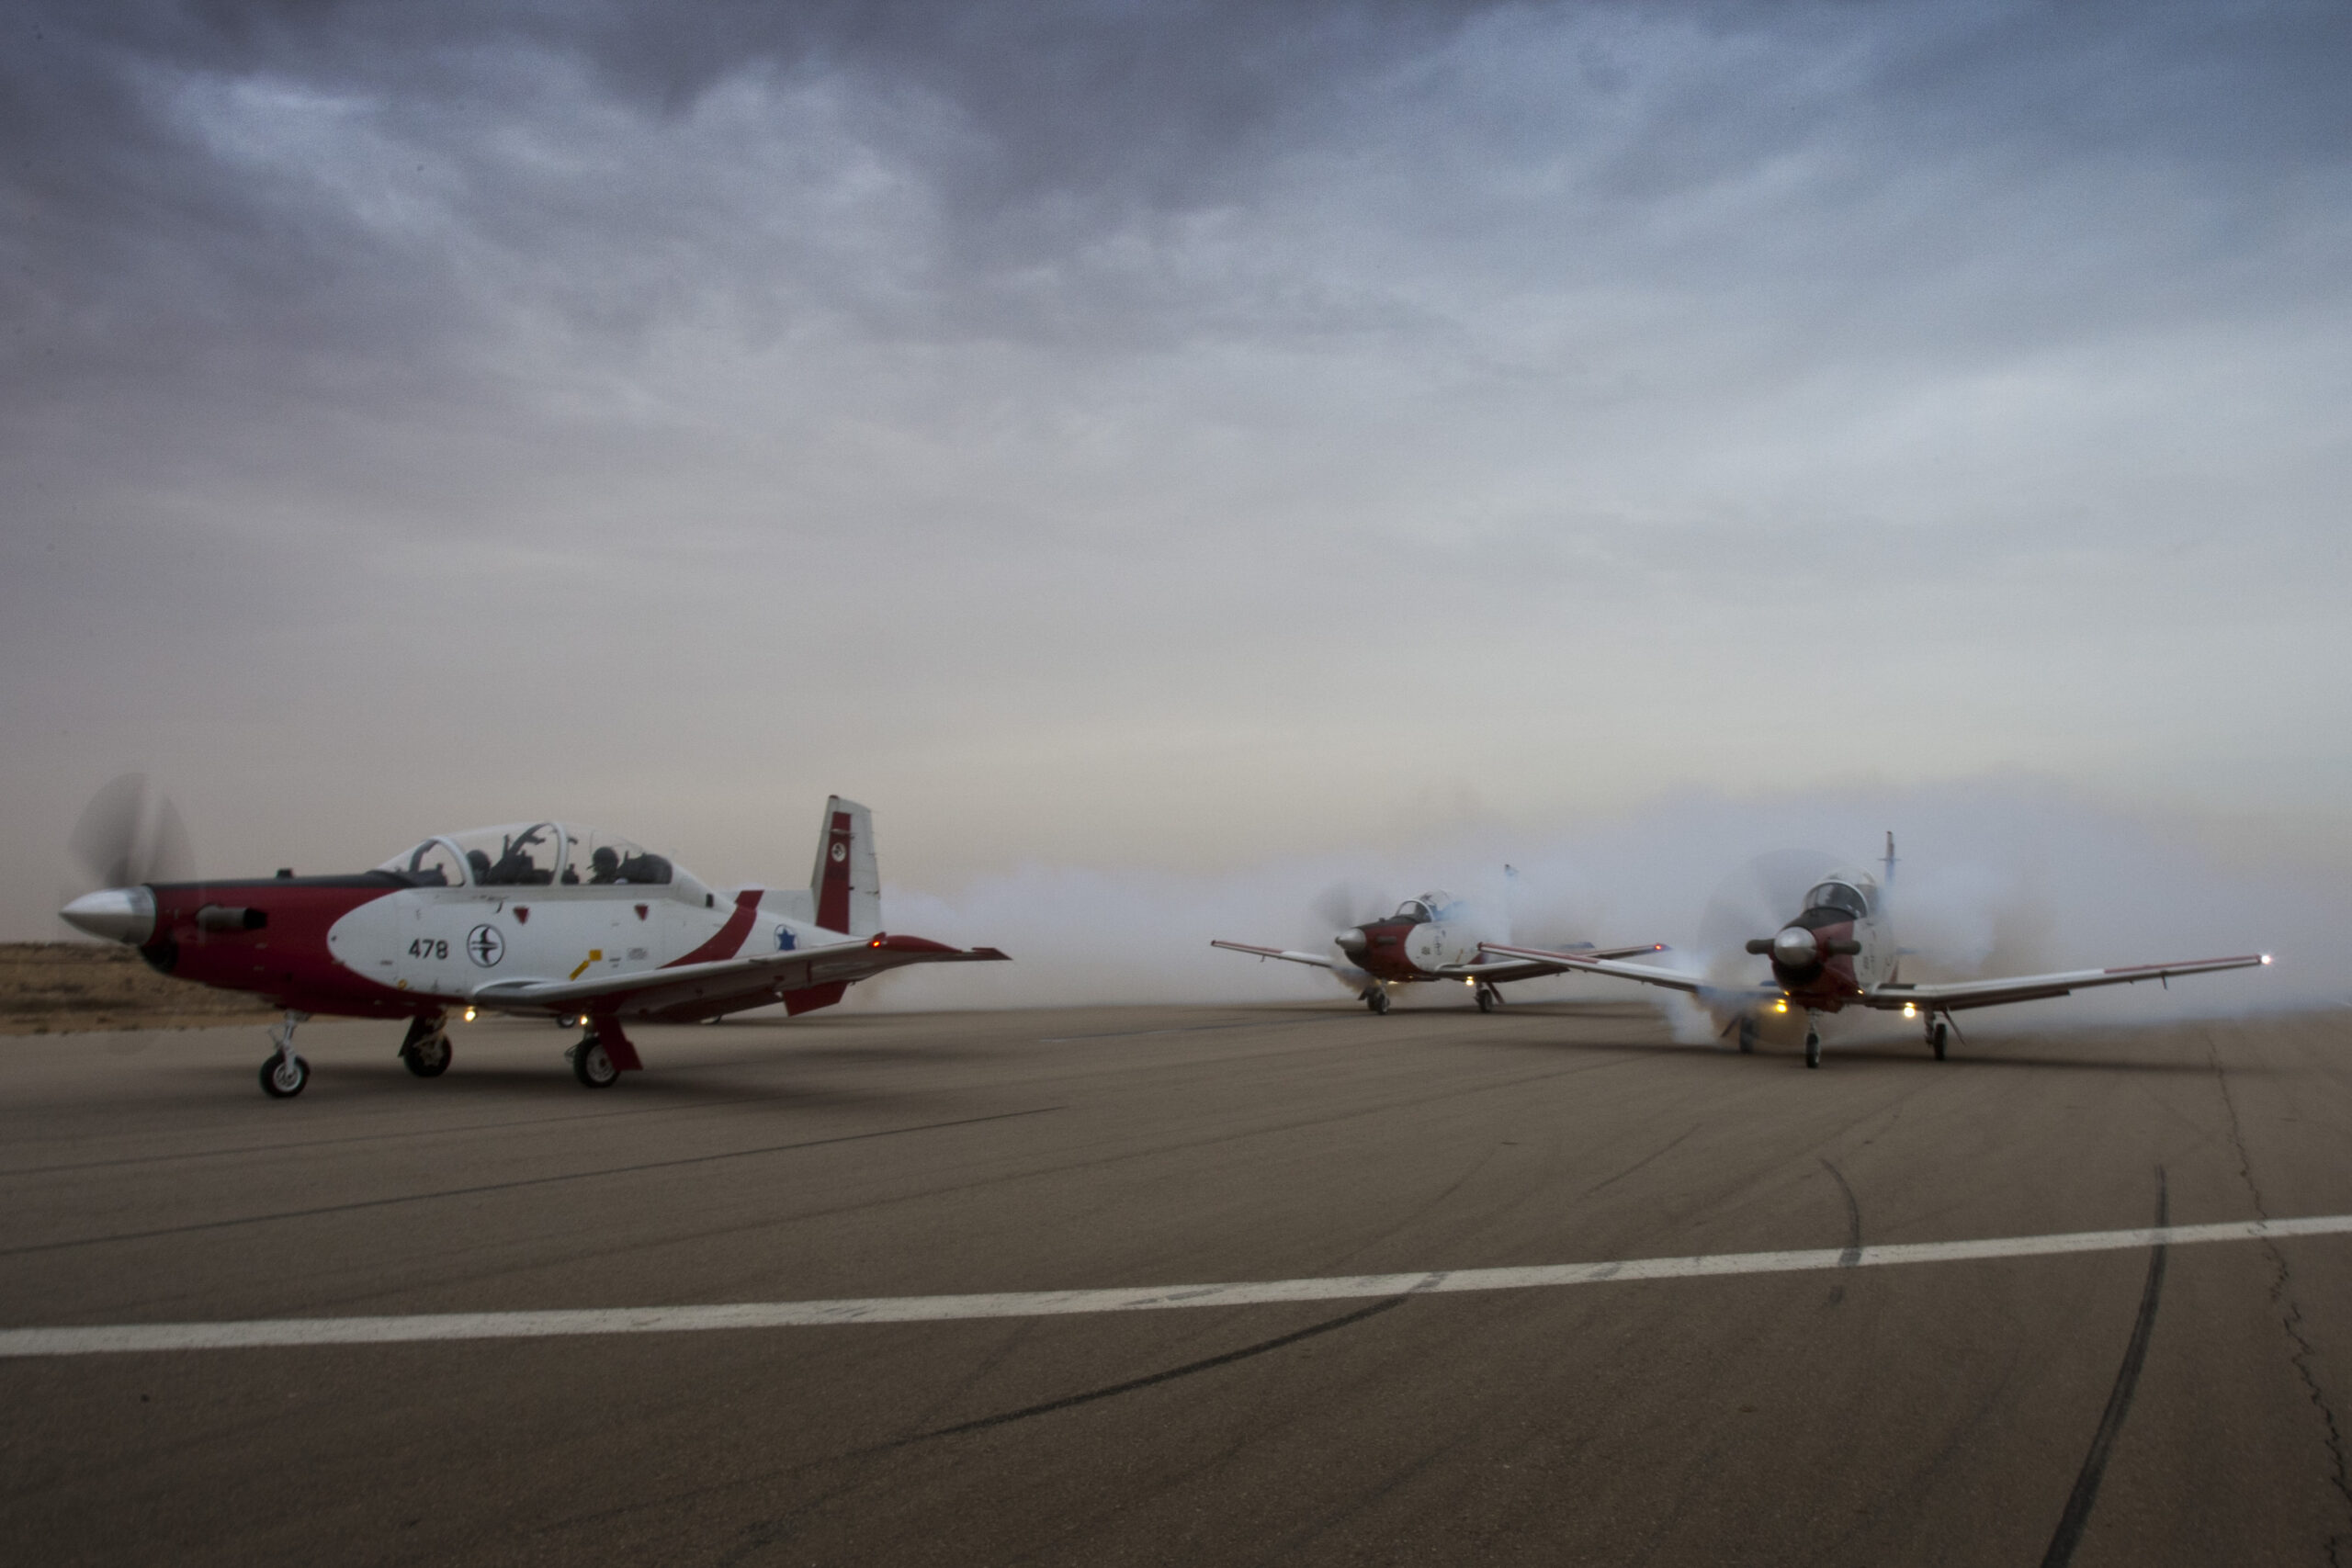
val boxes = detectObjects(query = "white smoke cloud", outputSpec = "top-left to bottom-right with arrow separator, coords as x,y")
854,778 -> 2336,1037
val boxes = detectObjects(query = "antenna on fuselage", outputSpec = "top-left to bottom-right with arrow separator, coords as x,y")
1883,832 -> 1897,888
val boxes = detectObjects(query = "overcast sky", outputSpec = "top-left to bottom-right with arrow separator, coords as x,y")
6,0 -> 2348,973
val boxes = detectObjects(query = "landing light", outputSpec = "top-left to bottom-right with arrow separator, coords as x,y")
1772,999 -> 1788,1014
1901,1003 -> 1917,1019
462,1007 -> 476,1022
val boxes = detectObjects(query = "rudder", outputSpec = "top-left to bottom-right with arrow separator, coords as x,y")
811,796 -> 881,937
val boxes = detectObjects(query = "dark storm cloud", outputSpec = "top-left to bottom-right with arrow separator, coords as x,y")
4,0 -> 2348,937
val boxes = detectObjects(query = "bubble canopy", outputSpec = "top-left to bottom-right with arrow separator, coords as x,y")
377,824 -> 697,893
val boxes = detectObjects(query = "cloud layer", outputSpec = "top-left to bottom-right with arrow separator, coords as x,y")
5,2 -> 2349,953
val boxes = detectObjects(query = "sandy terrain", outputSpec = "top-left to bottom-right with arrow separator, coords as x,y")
0,942 -> 278,1034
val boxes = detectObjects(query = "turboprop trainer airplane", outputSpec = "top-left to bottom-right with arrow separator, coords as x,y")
59,793 -> 1007,1097
1479,835 -> 2268,1068
1214,889 -> 1664,1013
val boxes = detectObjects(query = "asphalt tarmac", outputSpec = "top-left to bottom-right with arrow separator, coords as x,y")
5,995 -> 2350,1566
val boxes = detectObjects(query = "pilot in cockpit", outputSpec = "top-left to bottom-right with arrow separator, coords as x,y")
587,846 -> 623,885
481,826 -> 551,886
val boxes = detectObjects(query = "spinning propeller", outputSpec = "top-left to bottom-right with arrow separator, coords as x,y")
69,773 -> 194,889
60,774 -> 192,943
1692,848 -> 1838,989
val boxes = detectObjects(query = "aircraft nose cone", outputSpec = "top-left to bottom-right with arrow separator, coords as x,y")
1335,927 -> 1368,955
1770,926 -> 1819,969
61,886 -> 156,945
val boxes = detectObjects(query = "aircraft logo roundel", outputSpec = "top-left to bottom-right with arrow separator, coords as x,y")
831,842 -> 847,862
467,925 -> 505,967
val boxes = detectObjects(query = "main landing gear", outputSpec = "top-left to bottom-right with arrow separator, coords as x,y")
1804,1019 -> 1824,1070
258,1011 -> 311,1098
1360,985 -> 1391,1015
569,1035 -> 620,1088
1927,1017 -> 1950,1062
566,1018 -> 642,1088
1736,1015 -> 1759,1054
1474,982 -> 1501,1014
399,1014 -> 453,1078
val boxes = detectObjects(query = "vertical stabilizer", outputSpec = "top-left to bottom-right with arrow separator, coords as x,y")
811,796 -> 881,937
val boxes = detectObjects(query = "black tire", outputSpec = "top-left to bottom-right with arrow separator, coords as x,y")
259,1053 -> 310,1098
1931,1021 -> 1948,1062
1804,1032 -> 1822,1070
401,1037 -> 452,1078
1366,988 -> 1390,1015
1736,1019 -> 1758,1055
571,1036 -> 620,1089
1476,987 -> 1498,1014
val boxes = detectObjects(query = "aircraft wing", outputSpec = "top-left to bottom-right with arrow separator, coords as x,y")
1428,942 -> 1670,984
1864,953 -> 2269,1012
471,932 -> 1010,1019
1210,940 -> 1345,972
1476,941 -> 1736,998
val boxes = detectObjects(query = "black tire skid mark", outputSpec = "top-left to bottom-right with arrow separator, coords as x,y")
0,1081 -> 909,1179
684,1295 -> 1417,1566
2039,1168 -> 2168,1568
177,1046 -> 1683,1320
1819,1156 -> 1864,1308
0,1105 -> 1064,1258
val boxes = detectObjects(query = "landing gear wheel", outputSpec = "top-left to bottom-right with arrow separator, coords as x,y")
1476,985 -> 1498,1014
260,1053 -> 310,1098
1736,1018 -> 1758,1055
1929,1021 -> 1948,1062
401,1037 -> 452,1077
1363,987 -> 1391,1015
570,1036 -> 620,1089
1804,1032 -> 1822,1070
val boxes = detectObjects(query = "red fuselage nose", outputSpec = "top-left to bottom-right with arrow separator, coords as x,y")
1768,910 -> 1862,1008
1347,919 -> 1421,980
141,874 -> 414,1019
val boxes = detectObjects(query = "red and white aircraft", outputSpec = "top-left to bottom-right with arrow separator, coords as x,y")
1215,889 -> 1663,1013
1479,836 -> 2268,1067
59,795 -> 1006,1096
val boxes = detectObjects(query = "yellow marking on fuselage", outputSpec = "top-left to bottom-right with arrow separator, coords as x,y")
569,949 -> 605,980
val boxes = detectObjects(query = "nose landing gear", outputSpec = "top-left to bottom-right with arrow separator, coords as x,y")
1804,1019 -> 1824,1070
258,1011 -> 311,1098
1360,985 -> 1391,1015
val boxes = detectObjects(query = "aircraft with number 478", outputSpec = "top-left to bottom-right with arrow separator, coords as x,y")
1478,834 -> 2269,1068
58,783 -> 1007,1097
1214,886 -> 1664,1013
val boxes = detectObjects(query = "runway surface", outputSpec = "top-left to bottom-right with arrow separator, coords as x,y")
5,997 -> 2351,1565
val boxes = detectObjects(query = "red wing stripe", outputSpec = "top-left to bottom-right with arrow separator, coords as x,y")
665,890 -> 761,968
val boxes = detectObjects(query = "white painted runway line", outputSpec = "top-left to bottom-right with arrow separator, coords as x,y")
7,1213 -> 2350,1359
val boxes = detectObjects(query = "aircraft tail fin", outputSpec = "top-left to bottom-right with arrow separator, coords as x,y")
811,796 -> 881,937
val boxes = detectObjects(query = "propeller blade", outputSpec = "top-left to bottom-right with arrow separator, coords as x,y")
1311,881 -> 1388,935
148,795 -> 195,884
67,773 -> 193,888
1694,848 -> 1839,988
70,773 -> 151,888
